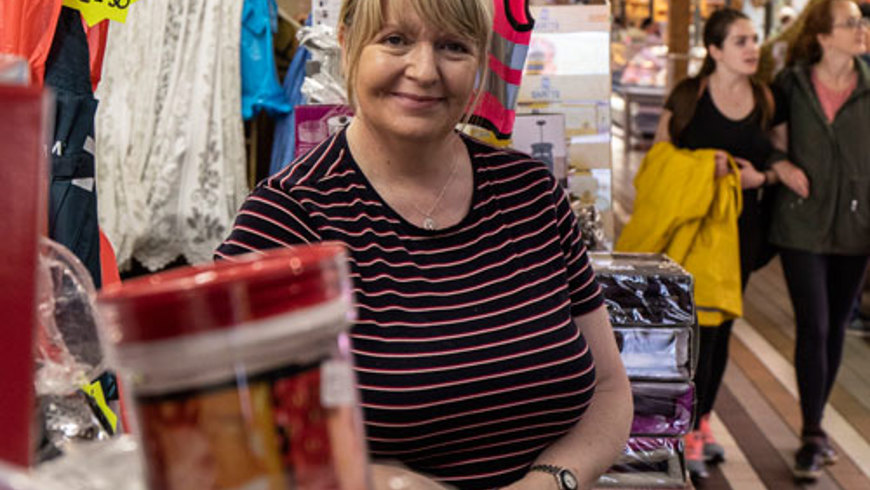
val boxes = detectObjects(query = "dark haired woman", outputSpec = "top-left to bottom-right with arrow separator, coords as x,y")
652,8 -> 778,481
768,0 -> 870,480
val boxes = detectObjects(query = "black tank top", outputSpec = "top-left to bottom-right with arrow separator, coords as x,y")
669,89 -> 774,170
665,87 -> 777,281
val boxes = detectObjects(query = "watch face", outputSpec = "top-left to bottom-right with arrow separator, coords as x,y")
558,469 -> 578,490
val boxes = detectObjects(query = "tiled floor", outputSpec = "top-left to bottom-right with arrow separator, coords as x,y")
610,134 -> 870,489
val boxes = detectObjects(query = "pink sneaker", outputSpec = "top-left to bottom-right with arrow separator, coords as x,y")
684,431 -> 709,480
699,414 -> 725,464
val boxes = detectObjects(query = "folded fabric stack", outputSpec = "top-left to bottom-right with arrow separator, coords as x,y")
591,253 -> 697,488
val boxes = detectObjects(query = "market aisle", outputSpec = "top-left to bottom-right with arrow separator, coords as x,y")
611,135 -> 870,489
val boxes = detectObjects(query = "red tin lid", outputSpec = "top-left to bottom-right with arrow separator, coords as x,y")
98,244 -> 349,345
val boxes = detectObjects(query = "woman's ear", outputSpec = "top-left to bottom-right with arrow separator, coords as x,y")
338,23 -> 349,75
708,44 -> 723,62
816,32 -> 830,50
338,22 -> 347,48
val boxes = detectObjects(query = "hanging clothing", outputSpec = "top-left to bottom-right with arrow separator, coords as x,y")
616,142 -> 743,327
84,20 -> 109,92
96,0 -> 248,271
468,0 -> 534,144
241,0 -> 291,120
0,0 -> 63,86
269,15 -> 312,175
45,7 -> 101,288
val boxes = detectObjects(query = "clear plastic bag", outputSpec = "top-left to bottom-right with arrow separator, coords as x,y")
589,252 -> 695,326
297,25 -> 346,103
34,238 -> 111,462
0,437 -> 145,490
630,382 -> 694,437
35,237 -> 103,395
616,327 -> 692,381
598,437 -> 687,488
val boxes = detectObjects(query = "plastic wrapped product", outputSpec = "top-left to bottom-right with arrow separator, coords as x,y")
615,327 -> 692,381
597,437 -> 687,488
297,25 -> 346,103
98,245 -> 371,490
35,392 -> 111,463
571,203 -> 607,251
35,237 -> 104,395
589,252 -> 695,326
630,382 -> 694,437
34,436 -> 145,490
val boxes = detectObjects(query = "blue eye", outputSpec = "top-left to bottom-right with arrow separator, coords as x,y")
383,34 -> 406,46
440,41 -> 470,54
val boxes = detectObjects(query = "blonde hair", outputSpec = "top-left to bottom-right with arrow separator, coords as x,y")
339,0 -> 493,120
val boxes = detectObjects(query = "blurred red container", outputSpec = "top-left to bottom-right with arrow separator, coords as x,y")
0,84 -> 50,467
98,245 -> 371,490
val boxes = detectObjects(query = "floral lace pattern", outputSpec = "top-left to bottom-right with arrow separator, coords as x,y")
96,0 -> 247,271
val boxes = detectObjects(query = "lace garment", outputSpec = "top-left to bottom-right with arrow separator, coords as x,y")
96,0 -> 247,271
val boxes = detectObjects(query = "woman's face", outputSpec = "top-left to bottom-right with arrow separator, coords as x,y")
350,1 -> 480,143
710,19 -> 760,76
819,1 -> 867,58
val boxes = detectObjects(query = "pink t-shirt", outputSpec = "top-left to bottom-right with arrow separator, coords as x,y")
812,70 -> 857,123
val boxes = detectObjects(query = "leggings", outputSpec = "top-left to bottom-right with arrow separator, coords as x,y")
779,248 -> 869,438
694,320 -> 734,425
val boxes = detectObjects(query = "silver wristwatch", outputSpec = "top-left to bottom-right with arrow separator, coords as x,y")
529,464 -> 579,490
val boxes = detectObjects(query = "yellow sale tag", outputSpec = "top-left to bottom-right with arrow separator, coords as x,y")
82,380 -> 119,432
62,0 -> 140,27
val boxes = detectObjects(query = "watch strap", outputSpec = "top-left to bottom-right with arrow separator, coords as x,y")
528,464 -> 578,490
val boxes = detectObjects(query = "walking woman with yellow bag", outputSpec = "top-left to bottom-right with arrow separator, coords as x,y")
620,8 -> 780,482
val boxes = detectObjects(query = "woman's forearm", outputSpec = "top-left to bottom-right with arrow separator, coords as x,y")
507,307 -> 633,489
533,378 -> 633,489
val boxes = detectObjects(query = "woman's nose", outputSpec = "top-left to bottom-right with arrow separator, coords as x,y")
406,43 -> 439,85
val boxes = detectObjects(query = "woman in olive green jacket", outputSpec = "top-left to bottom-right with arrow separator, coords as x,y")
768,0 -> 870,481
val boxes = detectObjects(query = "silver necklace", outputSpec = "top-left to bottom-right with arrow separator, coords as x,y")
409,155 -> 460,231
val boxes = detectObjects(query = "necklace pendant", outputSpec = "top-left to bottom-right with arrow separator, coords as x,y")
422,217 -> 437,230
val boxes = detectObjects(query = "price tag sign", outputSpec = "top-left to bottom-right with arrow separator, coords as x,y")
62,0 -> 139,27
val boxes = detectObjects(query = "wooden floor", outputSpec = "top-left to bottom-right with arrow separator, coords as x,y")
610,135 -> 870,489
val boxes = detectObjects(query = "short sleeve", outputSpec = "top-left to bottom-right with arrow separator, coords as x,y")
215,183 -> 320,259
552,181 -> 604,317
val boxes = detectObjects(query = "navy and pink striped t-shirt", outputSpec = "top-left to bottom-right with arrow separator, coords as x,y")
216,130 -> 604,489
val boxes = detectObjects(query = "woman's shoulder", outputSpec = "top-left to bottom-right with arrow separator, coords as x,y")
664,77 -> 703,112
264,132 -> 350,195
463,133 -> 547,166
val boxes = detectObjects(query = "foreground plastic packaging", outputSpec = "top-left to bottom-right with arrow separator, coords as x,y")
34,238 -> 111,462
36,237 -> 104,394
98,245 -> 371,490
0,437 -> 143,490
598,437 -> 687,488
631,382 -> 693,437
589,252 -> 695,326
616,327 -> 691,380
590,252 -> 698,380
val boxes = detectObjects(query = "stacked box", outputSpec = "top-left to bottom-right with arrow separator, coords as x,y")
591,253 -> 697,488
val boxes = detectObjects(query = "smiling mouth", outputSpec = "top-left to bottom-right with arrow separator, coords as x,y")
393,92 -> 444,102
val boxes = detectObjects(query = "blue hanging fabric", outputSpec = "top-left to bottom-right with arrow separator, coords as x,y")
269,16 -> 311,175
241,0 -> 291,120
45,6 -> 102,288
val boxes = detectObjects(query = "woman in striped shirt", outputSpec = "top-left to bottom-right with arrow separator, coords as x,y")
218,0 -> 631,488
